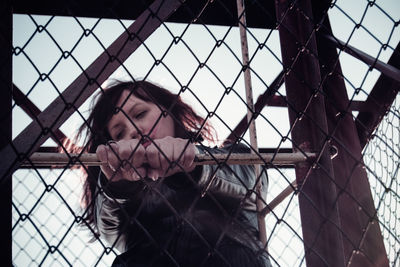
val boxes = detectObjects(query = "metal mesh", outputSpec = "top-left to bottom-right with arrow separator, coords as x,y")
4,0 -> 399,266
363,94 -> 400,266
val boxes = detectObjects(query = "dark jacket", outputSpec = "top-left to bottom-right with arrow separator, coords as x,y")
95,143 -> 271,266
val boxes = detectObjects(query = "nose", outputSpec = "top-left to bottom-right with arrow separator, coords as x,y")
126,122 -> 141,140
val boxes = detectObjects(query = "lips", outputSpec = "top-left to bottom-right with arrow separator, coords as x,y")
142,139 -> 151,148
141,125 -> 158,148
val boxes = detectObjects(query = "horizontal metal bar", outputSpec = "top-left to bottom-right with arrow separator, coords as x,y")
35,146 -> 296,154
21,152 -> 315,167
12,0 -> 277,29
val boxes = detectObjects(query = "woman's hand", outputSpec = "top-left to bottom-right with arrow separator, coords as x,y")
96,137 -> 196,182
145,136 -> 196,180
96,139 -> 147,182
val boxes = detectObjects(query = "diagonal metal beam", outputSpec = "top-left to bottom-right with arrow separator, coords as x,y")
0,0 -> 185,182
12,84 -> 71,146
325,34 -> 400,83
356,41 -> 400,149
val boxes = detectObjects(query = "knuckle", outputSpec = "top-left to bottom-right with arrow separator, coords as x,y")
109,144 -> 119,156
119,146 -> 131,159
135,146 -> 145,158
96,145 -> 107,161
164,136 -> 174,141
146,145 -> 158,157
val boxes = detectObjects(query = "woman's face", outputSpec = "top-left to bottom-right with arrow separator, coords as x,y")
107,90 -> 175,144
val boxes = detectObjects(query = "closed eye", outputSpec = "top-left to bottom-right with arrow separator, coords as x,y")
115,129 -> 125,140
135,110 -> 147,119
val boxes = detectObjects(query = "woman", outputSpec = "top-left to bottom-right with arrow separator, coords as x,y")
77,80 -> 271,266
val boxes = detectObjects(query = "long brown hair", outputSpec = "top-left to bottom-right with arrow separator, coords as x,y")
75,80 -> 215,229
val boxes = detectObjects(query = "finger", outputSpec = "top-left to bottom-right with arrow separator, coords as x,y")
118,139 -> 145,170
107,142 -> 121,173
182,142 -> 196,172
147,168 -> 161,181
145,143 -> 162,170
170,140 -> 188,172
128,140 -> 146,168
96,145 -> 118,181
118,140 -> 133,170
158,142 -> 173,176
136,166 -> 147,180
96,144 -> 107,164
127,166 -> 147,181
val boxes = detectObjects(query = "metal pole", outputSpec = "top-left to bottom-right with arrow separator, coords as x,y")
275,0 -> 345,266
236,0 -> 267,246
22,151 -> 315,167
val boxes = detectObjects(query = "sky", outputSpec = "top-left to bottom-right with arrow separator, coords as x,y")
11,0 -> 400,266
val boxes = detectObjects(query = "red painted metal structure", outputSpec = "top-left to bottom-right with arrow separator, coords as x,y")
2,0 -> 399,266
12,85 -> 71,145
275,0 -> 345,265
12,0 -> 276,30
356,41 -> 400,149
0,0 -> 12,265
313,1 -> 390,265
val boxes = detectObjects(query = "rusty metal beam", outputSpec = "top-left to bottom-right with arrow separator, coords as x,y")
0,0 -> 12,264
356,42 -> 400,149
0,0 -> 185,182
236,0 -> 267,245
12,0 -> 277,30
36,146 -> 294,154
313,0 -> 389,265
28,146 -> 294,170
23,151 -> 314,167
324,35 -> 400,83
275,0 -> 345,266
12,84 -> 71,146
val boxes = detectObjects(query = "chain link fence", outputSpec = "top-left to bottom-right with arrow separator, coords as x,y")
363,94 -> 400,266
3,0 -> 399,266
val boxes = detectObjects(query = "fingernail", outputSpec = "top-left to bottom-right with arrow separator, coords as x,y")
148,170 -> 157,181
109,165 -> 116,172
